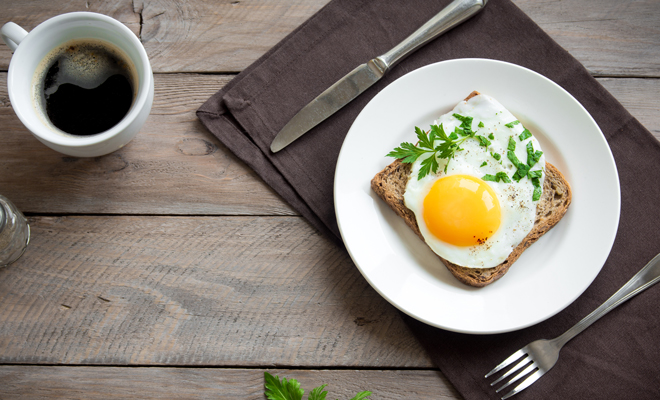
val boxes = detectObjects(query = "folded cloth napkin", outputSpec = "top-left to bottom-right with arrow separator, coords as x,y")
198,0 -> 660,398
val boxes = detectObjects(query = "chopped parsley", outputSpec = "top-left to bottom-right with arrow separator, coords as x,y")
526,141 -> 543,167
482,172 -> 512,183
507,147 -> 521,167
512,163 -> 531,182
519,128 -> 532,141
452,113 -> 474,136
507,136 -> 516,151
476,135 -> 491,147
528,170 -> 543,201
528,170 -> 543,179
386,114 -> 544,201
508,138 -> 543,183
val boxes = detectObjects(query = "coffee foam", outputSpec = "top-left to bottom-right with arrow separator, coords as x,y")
32,38 -> 139,138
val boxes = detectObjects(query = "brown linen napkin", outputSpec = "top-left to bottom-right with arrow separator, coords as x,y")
197,0 -> 660,398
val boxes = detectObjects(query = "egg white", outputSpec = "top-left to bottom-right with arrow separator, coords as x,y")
404,94 -> 546,269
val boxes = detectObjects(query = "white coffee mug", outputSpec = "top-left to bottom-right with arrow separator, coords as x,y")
1,12 -> 154,157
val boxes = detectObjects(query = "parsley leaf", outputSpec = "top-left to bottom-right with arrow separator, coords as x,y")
453,126 -> 468,137
476,135 -> 491,147
519,128 -> 532,141
531,176 -> 543,201
482,172 -> 512,183
507,148 -> 531,182
512,164 -> 531,182
417,126 -> 435,149
526,141 -> 543,167
528,169 -> 543,179
505,120 -> 520,128
507,136 -> 516,151
419,151 -> 440,179
498,172 -> 513,183
308,385 -> 328,400
264,372 -> 372,400
478,121 -> 485,128
386,116 -> 540,186
387,123 -> 480,179
480,161 -> 487,167
453,113 -> 474,136
507,150 -> 522,167
528,169 -> 544,201
265,372 -> 304,400
385,142 -> 426,164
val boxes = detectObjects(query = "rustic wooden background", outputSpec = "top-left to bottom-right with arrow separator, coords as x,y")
0,0 -> 658,398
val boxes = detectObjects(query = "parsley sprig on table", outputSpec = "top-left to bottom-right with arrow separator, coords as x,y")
264,372 -> 372,400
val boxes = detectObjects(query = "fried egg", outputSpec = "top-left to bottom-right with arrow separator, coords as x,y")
404,94 -> 546,269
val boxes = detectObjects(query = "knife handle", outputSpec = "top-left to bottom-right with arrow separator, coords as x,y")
374,0 -> 487,72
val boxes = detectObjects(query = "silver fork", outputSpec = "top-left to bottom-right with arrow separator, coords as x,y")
485,252 -> 660,399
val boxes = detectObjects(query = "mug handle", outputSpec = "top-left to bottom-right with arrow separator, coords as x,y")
1,22 -> 29,52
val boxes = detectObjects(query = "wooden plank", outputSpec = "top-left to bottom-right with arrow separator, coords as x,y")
139,0 -> 660,76
0,72 -> 294,216
514,0 -> 660,77
2,73 -> 659,215
0,0 -> 326,73
0,366 -> 462,399
0,216 -> 433,368
138,0 -> 328,73
0,0 -> 140,70
2,0 -> 659,77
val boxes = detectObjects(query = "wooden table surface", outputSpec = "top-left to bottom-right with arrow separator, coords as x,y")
1,0 -> 659,398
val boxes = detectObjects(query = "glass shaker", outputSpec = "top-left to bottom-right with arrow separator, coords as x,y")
0,195 -> 30,267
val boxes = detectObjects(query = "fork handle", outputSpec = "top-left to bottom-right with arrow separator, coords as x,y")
555,252 -> 660,347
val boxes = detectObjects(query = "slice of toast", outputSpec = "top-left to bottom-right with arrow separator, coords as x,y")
371,95 -> 572,287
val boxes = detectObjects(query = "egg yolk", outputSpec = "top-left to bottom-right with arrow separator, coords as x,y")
423,175 -> 501,247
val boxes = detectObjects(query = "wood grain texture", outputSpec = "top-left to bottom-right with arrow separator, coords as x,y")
2,0 -> 659,76
0,0 -> 140,70
138,0 -> 327,73
0,73 -> 294,216
0,216 -> 433,368
138,0 -> 660,75
1,73 -> 658,216
0,367 -> 461,399
513,0 -> 660,77
0,1 -> 657,398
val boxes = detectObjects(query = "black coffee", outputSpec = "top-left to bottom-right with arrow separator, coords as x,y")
37,40 -> 136,136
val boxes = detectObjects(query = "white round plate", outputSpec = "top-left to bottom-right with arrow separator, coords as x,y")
334,59 -> 620,334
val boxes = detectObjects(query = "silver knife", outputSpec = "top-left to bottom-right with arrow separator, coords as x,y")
270,0 -> 488,153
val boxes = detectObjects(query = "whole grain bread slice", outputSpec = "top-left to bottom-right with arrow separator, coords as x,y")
370,96 -> 572,287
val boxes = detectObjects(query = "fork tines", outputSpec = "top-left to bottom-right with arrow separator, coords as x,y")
485,349 -> 542,399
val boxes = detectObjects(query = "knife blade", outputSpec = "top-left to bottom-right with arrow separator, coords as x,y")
270,0 -> 488,153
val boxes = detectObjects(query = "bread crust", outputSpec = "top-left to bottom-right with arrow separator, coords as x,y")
370,95 -> 572,287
